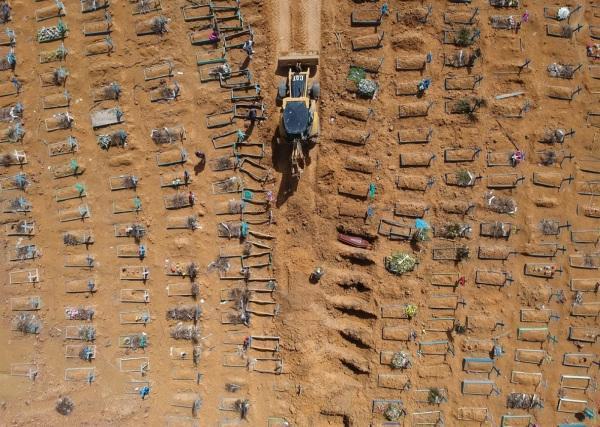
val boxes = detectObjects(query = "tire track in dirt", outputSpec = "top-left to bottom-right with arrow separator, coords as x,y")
277,0 -> 291,53
290,1 -> 308,51
277,0 -> 321,53
305,0 -> 322,52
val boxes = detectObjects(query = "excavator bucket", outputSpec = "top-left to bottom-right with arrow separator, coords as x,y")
278,52 -> 319,69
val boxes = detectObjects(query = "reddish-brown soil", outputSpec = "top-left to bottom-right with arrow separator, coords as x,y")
1,0 -> 599,426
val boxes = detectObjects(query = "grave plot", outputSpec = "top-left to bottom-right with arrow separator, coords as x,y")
394,201 -> 429,218
42,91 -> 70,109
571,300 -> 600,317
64,306 -> 95,321
8,244 -> 40,262
81,0 -> 109,13
181,4 -> 212,23
547,62 -> 582,79
117,243 -> 146,259
570,228 -> 600,244
83,12 -> 112,36
119,265 -> 150,281
65,278 -> 97,294
0,120 -> 24,142
119,332 -> 149,350
10,296 -> 42,311
45,111 -> 73,131
5,220 -> 35,236
91,82 -> 120,101
522,243 -> 565,258
148,80 -> 180,102
35,1 -> 66,22
475,270 -> 512,288
568,327 -> 599,343
97,130 -> 127,150
444,169 -> 480,187
480,221 -> 513,239
562,353 -> 597,369
119,310 -> 151,325
48,136 -> 78,157
151,125 -> 185,144
398,127 -> 432,145
11,313 -> 41,335
112,196 -> 142,214
398,101 -> 433,118
0,49 -> 15,70
444,147 -> 481,163
485,173 -> 525,189
546,84 -> 582,100
84,37 -> 114,56
2,196 -> 32,213
535,149 -> 573,167
439,200 -> 476,215
514,349 -> 547,366
9,268 -> 41,285
64,367 -> 96,383
166,215 -> 199,231
523,263 -> 562,278
58,204 -> 91,222
336,101 -> 373,122
135,16 -> 169,36
40,67 -> 68,87
65,344 -> 96,363
10,363 -> 39,380
36,20 -> 68,43
0,173 -> 30,191
546,23 -> 583,38
157,148 -> 188,166
520,308 -> 554,323
569,253 -> 600,269
54,183 -> 87,202
169,392 -> 202,417
64,253 -> 96,268
90,107 -> 122,128
120,289 -> 150,303
396,174 -> 435,192
0,77 -> 21,97
109,174 -> 138,191
444,8 -> 479,26
399,152 -> 436,167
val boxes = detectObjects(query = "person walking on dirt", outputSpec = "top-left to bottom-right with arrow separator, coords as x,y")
209,29 -> 219,43
246,108 -> 257,123
380,3 -> 389,17
242,40 -> 254,58
0,2 -> 10,23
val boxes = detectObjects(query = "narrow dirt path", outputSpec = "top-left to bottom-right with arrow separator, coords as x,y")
277,0 -> 291,53
305,0 -> 322,52
277,0 -> 321,53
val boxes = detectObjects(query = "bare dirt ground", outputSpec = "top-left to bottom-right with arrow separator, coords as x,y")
277,0 -> 321,53
271,0 -> 600,426
1,0 -> 599,426
0,0 -> 280,424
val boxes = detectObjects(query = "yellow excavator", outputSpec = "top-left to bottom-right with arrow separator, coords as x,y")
276,52 -> 320,178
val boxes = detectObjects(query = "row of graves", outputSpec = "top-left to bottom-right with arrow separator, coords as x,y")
181,0 -> 281,424
329,1 -> 598,426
